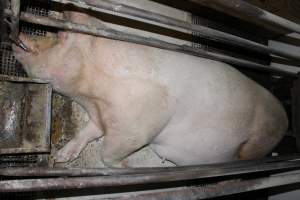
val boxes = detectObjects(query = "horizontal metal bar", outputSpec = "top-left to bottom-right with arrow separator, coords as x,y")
187,0 -> 300,35
101,172 -> 300,200
273,36 -> 300,48
1,159 -> 300,192
272,57 -> 300,68
4,10 -> 296,77
1,154 -> 300,177
0,74 -> 50,84
51,0 -> 300,62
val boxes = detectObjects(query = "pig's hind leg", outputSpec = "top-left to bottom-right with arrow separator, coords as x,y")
54,119 -> 103,163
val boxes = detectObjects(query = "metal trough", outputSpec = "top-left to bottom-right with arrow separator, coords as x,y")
0,74 -> 52,154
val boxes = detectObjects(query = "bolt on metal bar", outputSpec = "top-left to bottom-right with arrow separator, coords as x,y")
51,0 -> 300,62
187,0 -> 300,35
1,159 -> 300,192
3,10 -> 296,77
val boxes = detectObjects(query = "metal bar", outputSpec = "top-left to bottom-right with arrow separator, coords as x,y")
51,0 -> 300,62
100,172 -> 300,200
272,57 -> 300,68
1,160 -> 300,192
1,154 -> 300,177
10,0 -> 20,40
187,0 -> 300,35
3,10 -> 296,77
0,0 -> 9,41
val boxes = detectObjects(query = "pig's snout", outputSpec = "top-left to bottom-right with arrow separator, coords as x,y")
12,34 -> 32,54
12,37 -> 30,52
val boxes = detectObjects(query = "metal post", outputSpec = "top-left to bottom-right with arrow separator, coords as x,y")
10,0 -> 20,41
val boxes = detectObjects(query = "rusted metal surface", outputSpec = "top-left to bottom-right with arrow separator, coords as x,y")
9,0 -> 20,41
2,157 -> 300,192
0,1 -> 8,42
8,0 -> 30,52
51,0 -> 300,62
3,10 -> 296,77
0,74 -> 52,154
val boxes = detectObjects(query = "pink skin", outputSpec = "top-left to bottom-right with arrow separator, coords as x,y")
12,12 -> 288,167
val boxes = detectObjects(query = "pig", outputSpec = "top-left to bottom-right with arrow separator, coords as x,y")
12,11 -> 288,166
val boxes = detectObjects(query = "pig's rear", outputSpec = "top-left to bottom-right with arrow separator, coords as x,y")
150,59 -> 288,165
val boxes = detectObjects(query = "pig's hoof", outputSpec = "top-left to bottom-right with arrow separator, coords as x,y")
54,141 -> 82,163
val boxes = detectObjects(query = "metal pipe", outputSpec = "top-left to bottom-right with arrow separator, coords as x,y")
9,0 -> 20,40
1,154 -> 300,177
1,160 -> 300,192
102,173 -> 300,200
51,0 -> 300,62
187,0 -> 300,35
3,10 -> 296,77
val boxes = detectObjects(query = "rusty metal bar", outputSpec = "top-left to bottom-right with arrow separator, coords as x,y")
51,0 -> 300,62
187,0 -> 300,35
1,154 -> 300,177
101,172 -> 300,200
1,159 -> 300,192
9,0 -> 20,40
3,10 -> 296,77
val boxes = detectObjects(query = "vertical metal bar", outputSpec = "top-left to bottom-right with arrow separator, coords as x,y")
10,0 -> 20,40
292,75 -> 300,151
0,0 -> 9,41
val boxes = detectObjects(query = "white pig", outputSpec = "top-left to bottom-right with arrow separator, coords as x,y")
12,12 -> 288,166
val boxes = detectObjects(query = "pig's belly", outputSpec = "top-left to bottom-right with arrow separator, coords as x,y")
150,102 -> 251,165
150,126 -> 248,165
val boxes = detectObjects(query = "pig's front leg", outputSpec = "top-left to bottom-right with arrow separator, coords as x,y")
100,80 -> 172,166
54,119 -> 103,163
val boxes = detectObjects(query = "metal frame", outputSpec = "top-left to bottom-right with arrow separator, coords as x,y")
1,155 -> 300,195
51,0 -> 300,61
2,0 -> 300,198
3,10 -> 294,77
4,0 -> 300,76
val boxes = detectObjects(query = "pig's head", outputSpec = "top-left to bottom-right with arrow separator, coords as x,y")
12,31 -> 93,96
12,33 -> 59,79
